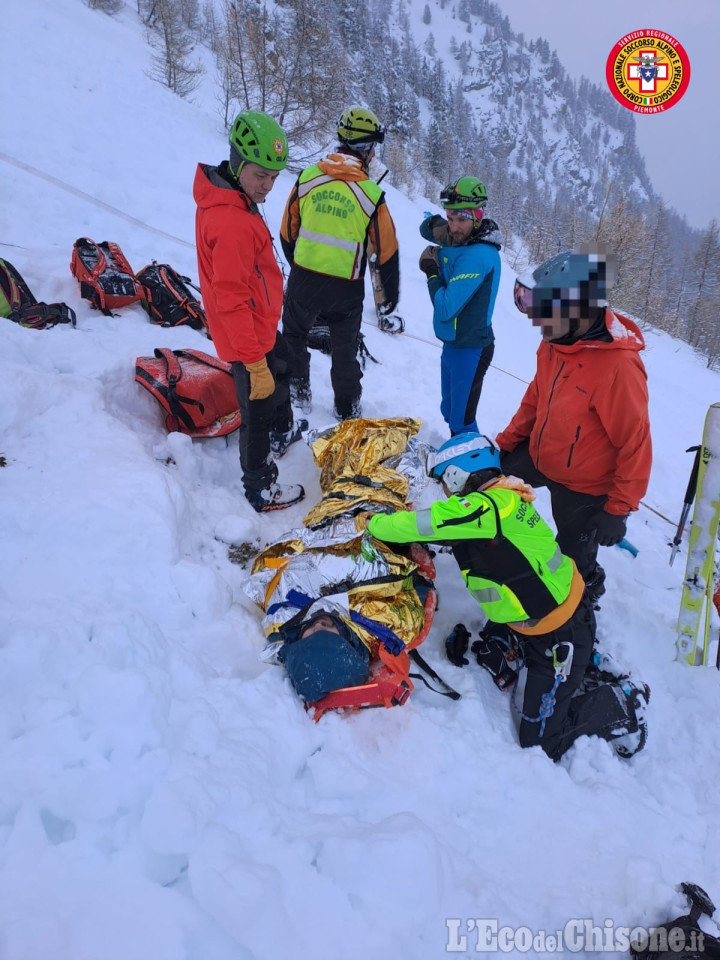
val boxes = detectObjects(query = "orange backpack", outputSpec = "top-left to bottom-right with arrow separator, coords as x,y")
135,348 -> 241,438
70,238 -> 144,315
307,545 -> 459,721
308,586 -> 439,721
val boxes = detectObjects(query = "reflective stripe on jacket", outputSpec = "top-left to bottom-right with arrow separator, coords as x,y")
368,486 -> 574,624
292,164 -> 382,279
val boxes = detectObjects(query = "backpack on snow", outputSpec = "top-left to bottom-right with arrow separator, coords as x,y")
135,348 -> 241,438
0,258 -> 76,330
136,261 -> 207,331
70,237 -> 144,315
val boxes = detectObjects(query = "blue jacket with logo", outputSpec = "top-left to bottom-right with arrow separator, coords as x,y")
420,217 -> 501,348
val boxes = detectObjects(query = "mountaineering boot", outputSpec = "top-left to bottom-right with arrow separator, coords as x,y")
608,679 -> 650,759
579,646 -> 631,693
270,418 -> 308,458
333,398 -> 363,422
246,482 -> 305,513
290,378 -> 312,415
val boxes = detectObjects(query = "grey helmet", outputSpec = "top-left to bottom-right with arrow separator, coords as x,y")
531,245 -> 617,308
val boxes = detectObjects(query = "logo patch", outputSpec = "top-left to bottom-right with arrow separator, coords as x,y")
272,138 -> 285,156
605,29 -> 690,113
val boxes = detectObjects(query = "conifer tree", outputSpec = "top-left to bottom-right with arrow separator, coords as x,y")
146,0 -> 203,97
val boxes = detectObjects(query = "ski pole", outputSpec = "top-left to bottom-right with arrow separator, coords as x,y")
670,445 -> 701,566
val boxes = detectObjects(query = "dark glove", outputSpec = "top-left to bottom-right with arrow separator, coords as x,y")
419,245 -> 440,279
445,623 -> 471,667
425,214 -> 450,245
377,300 -> 398,317
471,629 -> 519,691
587,509 -> 627,547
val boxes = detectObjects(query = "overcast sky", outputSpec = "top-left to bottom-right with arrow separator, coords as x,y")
492,0 -> 718,232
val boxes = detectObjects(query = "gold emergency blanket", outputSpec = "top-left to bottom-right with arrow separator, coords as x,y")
302,416 -> 422,527
245,418 -> 431,657
246,518 -> 425,654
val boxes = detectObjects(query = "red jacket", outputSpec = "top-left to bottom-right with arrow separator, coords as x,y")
194,163 -> 283,364
495,310 -> 652,516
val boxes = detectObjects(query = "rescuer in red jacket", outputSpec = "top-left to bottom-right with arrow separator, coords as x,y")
497,247 -> 652,605
194,111 -> 306,513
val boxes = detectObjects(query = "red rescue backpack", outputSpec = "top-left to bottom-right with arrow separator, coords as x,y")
307,542 -> 459,721
135,348 -> 241,438
136,262 -> 207,331
308,586 -> 440,721
70,238 -> 144,315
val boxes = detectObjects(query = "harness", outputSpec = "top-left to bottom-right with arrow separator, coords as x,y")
510,640 -> 574,737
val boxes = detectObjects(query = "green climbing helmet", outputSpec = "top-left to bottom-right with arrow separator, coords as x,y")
337,106 -> 385,146
440,176 -> 488,209
228,111 -> 288,172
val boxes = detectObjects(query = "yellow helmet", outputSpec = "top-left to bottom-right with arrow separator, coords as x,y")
337,106 -> 385,147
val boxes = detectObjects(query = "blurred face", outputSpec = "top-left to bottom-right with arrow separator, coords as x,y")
530,290 -> 594,341
300,615 -> 341,639
238,162 -> 280,204
446,210 -> 475,242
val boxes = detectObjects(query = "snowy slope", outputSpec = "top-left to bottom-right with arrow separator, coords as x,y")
2,2 -> 720,959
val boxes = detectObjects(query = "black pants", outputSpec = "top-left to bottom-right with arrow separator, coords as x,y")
500,441 -> 606,580
513,597 -> 628,761
282,274 -> 363,419
231,334 -> 294,495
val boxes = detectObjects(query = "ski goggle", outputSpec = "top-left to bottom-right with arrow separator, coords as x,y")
446,208 -> 484,222
514,279 -> 533,314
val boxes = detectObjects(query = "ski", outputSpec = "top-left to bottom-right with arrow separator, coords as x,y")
676,402 -> 720,665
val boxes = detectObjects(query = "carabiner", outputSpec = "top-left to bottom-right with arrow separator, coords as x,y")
551,641 -> 574,682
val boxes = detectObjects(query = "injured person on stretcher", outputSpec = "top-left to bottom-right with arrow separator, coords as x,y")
245,418 -> 649,761
244,416 -> 443,718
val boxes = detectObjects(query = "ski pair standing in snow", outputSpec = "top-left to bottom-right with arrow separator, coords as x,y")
279,106 -> 400,421
194,111 -> 307,513
675,403 -> 720,665
418,177 -> 501,437
497,245 -> 652,606
367,433 -> 650,760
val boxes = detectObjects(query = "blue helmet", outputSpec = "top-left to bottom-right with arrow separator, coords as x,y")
429,433 -> 501,494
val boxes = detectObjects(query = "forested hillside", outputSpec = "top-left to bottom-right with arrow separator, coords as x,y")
97,0 -> 719,364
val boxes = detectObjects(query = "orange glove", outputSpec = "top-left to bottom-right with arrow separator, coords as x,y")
245,358 -> 275,400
